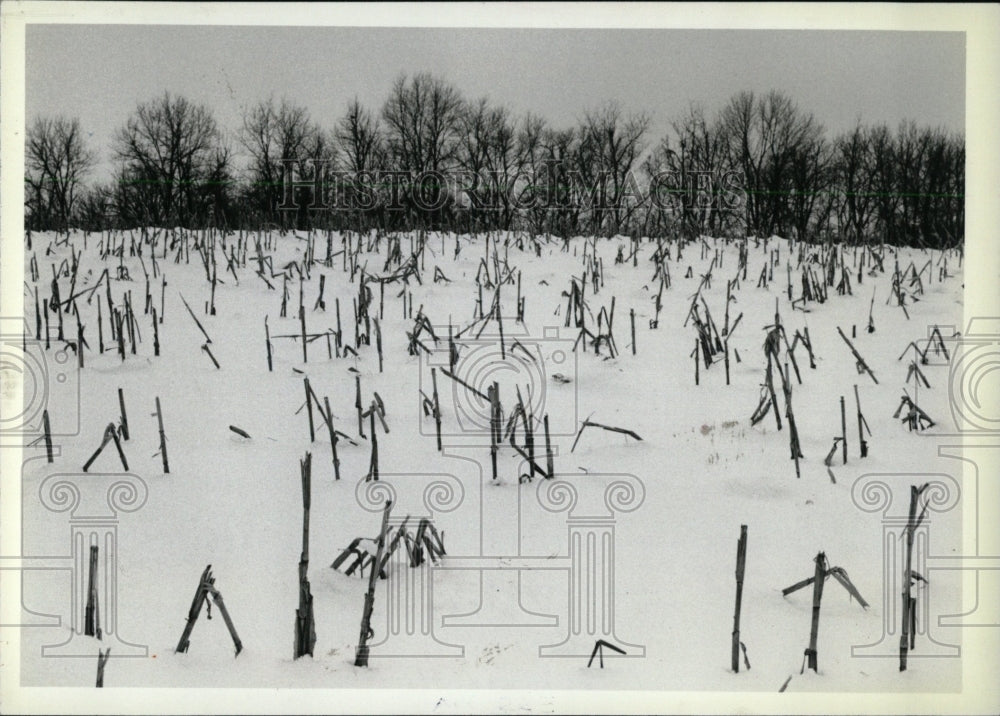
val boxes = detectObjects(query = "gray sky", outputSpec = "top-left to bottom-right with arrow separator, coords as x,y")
25,25 -> 965,181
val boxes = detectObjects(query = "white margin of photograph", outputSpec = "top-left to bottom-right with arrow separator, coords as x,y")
1,2 -> 998,714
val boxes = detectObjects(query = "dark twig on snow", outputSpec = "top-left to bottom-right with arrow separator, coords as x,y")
571,419 -> 643,453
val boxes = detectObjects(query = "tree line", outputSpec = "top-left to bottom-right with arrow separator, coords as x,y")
25,73 -> 964,248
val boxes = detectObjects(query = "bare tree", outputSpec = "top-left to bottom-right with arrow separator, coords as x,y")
645,103 -> 731,238
114,92 -> 232,226
481,104 -> 521,230
894,120 -> 928,245
514,112 -> 550,235
75,184 -> 115,231
719,91 -> 764,235
539,127 -> 577,237
938,131 -> 965,248
832,122 -> 875,243
382,72 -> 464,173
332,98 -> 386,227
458,98 -> 520,230
786,121 -> 831,241
25,116 -> 95,230
381,73 -> 464,224
336,98 -> 384,174
868,123 -> 900,245
239,97 -> 333,224
906,125 -> 964,249
718,90 -> 821,238
577,102 -> 650,235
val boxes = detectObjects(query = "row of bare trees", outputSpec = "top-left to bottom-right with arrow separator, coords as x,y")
25,75 -> 964,248
644,91 -> 964,247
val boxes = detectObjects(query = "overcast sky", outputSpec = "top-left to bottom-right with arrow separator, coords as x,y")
25,25 -> 965,181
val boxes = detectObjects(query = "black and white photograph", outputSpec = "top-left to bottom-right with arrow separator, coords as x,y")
1,3 -> 998,714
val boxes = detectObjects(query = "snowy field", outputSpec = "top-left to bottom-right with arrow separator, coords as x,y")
16,228 -> 966,693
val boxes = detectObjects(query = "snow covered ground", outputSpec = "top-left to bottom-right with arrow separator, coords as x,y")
15,229 -> 967,697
